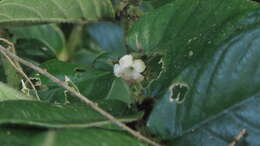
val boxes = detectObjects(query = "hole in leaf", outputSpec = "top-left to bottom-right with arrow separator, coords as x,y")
28,77 -> 41,89
142,53 -> 164,86
74,68 -> 87,73
169,83 -> 189,103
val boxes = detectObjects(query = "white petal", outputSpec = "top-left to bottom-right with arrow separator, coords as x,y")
120,67 -> 135,81
119,54 -> 133,68
120,68 -> 144,82
132,59 -> 146,73
131,71 -> 144,82
113,64 -> 122,77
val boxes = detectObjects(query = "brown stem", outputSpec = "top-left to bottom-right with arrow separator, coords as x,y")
0,38 -> 39,100
0,45 -> 162,146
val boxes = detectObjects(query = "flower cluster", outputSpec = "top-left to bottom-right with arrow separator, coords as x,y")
113,54 -> 146,82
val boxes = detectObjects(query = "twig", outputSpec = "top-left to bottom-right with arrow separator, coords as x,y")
0,39 -> 39,100
0,45 -> 162,146
228,129 -> 247,146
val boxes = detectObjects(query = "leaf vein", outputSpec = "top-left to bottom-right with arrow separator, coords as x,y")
75,0 -> 85,18
0,3 -> 44,19
49,0 -> 69,18
230,112 -> 260,134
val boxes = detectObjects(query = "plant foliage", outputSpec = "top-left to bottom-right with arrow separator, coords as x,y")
0,0 -> 259,145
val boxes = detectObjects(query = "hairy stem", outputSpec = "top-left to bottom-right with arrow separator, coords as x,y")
0,45 -> 162,146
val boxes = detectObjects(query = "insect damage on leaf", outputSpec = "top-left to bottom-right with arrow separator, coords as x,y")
169,82 -> 189,103
74,67 -> 87,73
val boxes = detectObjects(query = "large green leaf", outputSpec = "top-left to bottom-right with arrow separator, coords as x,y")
0,127 -> 147,146
0,82 -> 34,101
10,24 -> 65,54
150,28 -> 260,143
0,0 -> 114,27
0,100 -> 142,128
128,0 -> 260,144
128,0 -> 260,96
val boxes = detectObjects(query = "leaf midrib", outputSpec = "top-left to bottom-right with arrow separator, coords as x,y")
0,113 -> 142,128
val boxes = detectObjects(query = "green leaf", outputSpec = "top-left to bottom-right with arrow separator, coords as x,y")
0,61 -> 6,82
128,0 -> 260,143
0,127 -> 147,146
0,127 -> 40,146
72,49 -> 107,68
10,24 -> 65,54
106,78 -> 132,104
128,0 -> 260,96
0,0 -> 114,27
150,28 -> 260,145
87,22 -> 126,57
33,129 -> 147,146
36,59 -> 114,102
39,59 -> 108,85
0,100 -> 142,128
0,82 -> 34,101
143,0 -> 174,9
15,39 -> 55,63
170,96 -> 260,146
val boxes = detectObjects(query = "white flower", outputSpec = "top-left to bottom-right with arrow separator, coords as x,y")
114,54 -> 146,82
